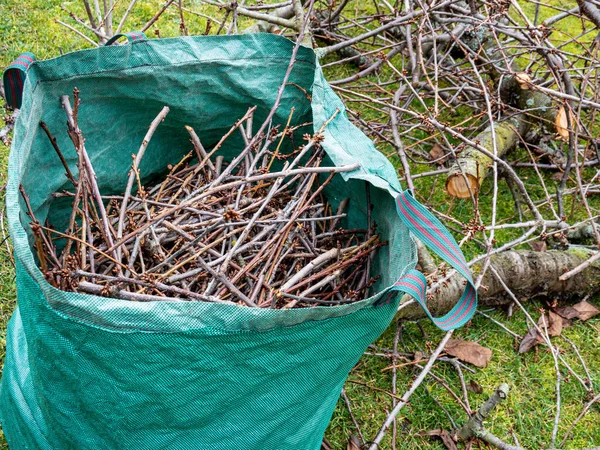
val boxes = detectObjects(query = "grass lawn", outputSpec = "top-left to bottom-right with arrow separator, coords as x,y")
0,1 -> 599,449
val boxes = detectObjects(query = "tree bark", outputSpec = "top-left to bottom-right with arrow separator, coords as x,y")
446,116 -> 526,198
446,72 -> 558,198
397,248 -> 600,320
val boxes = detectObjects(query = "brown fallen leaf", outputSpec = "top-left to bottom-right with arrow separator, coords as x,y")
555,301 -> 600,322
555,105 -> 576,140
467,379 -> 484,394
538,310 -> 563,337
421,429 -> 459,450
519,328 -> 543,353
530,240 -> 547,252
429,144 -> 448,164
445,339 -> 492,368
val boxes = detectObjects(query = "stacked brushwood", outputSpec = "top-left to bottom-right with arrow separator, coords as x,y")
22,89 -> 384,308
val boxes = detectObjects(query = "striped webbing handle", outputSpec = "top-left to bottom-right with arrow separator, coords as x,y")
391,190 -> 477,330
105,31 -> 147,46
2,52 -> 35,109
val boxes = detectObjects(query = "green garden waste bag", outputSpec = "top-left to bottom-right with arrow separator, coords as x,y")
0,33 -> 477,449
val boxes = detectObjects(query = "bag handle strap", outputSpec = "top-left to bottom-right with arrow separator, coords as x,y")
2,52 -> 36,109
383,190 -> 477,331
1,31 -> 146,108
105,31 -> 148,46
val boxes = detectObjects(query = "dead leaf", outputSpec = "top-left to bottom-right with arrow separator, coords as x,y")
519,328 -> 543,353
556,301 -> 600,322
551,171 -> 564,181
429,144 -> 448,164
555,106 -> 576,140
347,435 -> 361,450
530,240 -> 547,252
467,379 -> 484,394
445,339 -> 492,368
422,429 -> 459,450
538,310 -> 563,337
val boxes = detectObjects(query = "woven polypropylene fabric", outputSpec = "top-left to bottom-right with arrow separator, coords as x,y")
0,34 -> 416,449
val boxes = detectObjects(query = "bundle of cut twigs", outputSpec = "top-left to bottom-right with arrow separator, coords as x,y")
21,89 -> 385,308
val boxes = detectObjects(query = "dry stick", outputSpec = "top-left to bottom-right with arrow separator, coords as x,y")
198,0 -> 297,30
282,272 -> 341,308
116,106 -> 170,261
61,93 -> 118,259
178,0 -> 188,35
188,253 -> 256,306
55,20 -> 100,46
287,237 -> 381,293
298,271 -> 340,296
488,265 -> 591,393
141,0 -> 176,32
92,0 -> 104,34
457,384 -> 524,450
476,310 -> 522,340
560,335 -> 593,390
115,0 -> 138,34
225,0 -> 315,179
178,107 -> 257,202
368,330 -> 453,449
390,84 -> 414,192
39,225 -> 134,273
39,121 -> 77,186
247,172 -> 324,299
62,7 -> 107,41
185,125 -> 216,175
328,198 -> 348,231
83,196 -> 96,274
425,369 -> 471,415
73,271 -> 231,303
280,247 -> 340,291
62,135 -> 86,263
150,150 -> 193,214
107,163 -> 359,253
78,280 -> 187,302
559,251 -> 600,281
318,2 -> 453,57
82,0 -> 98,29
18,187 -> 62,268
102,0 -> 112,36
133,159 -> 165,260
19,186 -> 49,272
267,108 -> 295,171
163,222 -> 276,281
559,391 -> 600,448
217,172 -> 286,278
340,389 -> 366,445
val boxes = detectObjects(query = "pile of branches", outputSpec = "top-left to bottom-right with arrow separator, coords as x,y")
23,89 -> 383,308
47,0 -> 600,308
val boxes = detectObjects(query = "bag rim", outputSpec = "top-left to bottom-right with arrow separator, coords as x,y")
6,33 -> 411,333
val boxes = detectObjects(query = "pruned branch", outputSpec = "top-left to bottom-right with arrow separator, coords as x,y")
458,384 -> 524,450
